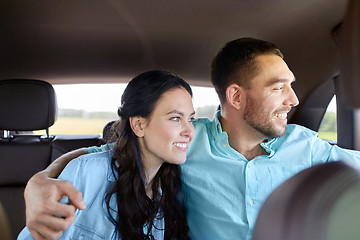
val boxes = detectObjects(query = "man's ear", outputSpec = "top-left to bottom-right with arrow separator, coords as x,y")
129,116 -> 146,137
225,83 -> 245,110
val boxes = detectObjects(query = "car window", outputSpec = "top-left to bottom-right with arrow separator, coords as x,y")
39,84 -> 219,136
318,96 -> 337,142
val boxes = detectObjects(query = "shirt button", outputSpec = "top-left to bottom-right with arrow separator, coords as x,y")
249,200 -> 254,205
248,163 -> 251,168
223,144 -> 226,148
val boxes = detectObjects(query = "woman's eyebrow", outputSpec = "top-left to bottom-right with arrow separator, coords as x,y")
166,110 -> 185,116
166,110 -> 196,116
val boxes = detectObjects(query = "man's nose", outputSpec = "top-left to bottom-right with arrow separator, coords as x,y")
286,87 -> 299,107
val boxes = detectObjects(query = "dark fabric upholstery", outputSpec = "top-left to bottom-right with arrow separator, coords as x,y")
0,201 -> 11,240
0,79 -> 57,131
0,136 -> 52,185
51,135 -> 100,161
0,79 -> 57,237
0,79 -> 101,237
252,161 -> 360,240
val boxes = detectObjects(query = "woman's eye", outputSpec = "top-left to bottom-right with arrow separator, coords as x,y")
189,117 -> 195,122
170,116 -> 180,122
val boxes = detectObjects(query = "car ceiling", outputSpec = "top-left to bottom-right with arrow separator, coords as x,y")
0,0 -> 349,102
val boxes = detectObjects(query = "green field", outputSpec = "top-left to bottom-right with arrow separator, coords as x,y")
36,117 -> 116,135
317,131 -> 337,142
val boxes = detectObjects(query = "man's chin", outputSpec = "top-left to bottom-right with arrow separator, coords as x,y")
266,125 -> 287,139
274,126 -> 287,138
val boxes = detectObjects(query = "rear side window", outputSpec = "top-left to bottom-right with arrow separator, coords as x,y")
45,84 -> 219,136
318,96 -> 337,142
49,84 -> 122,136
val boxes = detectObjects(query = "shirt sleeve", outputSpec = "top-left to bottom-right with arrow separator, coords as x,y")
83,142 -> 115,153
311,137 -> 360,168
17,228 -> 34,240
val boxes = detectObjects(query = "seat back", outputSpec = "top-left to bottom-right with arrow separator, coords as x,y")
51,134 -> 101,161
0,201 -> 11,240
252,161 -> 360,240
0,79 -> 57,238
0,79 -> 103,237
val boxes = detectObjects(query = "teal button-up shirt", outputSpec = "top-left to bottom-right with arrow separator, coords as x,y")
181,112 -> 360,240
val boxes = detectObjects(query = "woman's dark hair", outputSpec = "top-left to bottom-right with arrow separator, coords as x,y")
105,70 -> 192,240
101,120 -> 116,143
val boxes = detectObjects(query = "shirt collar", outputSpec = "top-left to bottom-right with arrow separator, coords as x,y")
260,138 -> 277,157
212,110 -> 278,158
107,150 -> 117,182
212,110 -> 224,134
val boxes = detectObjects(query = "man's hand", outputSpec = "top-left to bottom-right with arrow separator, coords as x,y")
24,171 -> 86,240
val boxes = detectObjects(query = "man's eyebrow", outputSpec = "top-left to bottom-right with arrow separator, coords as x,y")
265,78 -> 296,87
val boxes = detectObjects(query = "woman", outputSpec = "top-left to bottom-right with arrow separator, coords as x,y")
19,70 -> 195,239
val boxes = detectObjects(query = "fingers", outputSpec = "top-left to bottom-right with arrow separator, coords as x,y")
27,204 -> 76,240
26,201 -> 76,240
29,228 -> 62,240
29,230 -> 47,240
28,211 -> 76,239
56,181 -> 86,210
41,201 -> 77,224
24,172 -> 85,240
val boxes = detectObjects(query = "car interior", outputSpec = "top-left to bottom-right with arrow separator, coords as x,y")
0,0 -> 359,239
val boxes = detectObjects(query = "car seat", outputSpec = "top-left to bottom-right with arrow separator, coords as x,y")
0,201 -> 11,240
252,161 -> 360,240
0,79 -> 57,238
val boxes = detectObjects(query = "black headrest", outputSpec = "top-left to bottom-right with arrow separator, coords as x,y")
0,79 -> 57,131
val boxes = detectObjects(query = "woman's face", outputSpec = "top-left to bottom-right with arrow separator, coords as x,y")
139,87 -> 195,169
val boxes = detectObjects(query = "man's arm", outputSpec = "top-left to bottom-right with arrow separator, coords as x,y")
24,149 -> 87,240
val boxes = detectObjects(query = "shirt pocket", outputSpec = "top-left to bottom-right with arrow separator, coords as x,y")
69,223 -> 106,240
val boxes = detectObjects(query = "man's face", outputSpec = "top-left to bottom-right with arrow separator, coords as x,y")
242,54 -> 299,139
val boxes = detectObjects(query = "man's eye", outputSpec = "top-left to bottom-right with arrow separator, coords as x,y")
189,117 -> 195,122
274,85 -> 284,91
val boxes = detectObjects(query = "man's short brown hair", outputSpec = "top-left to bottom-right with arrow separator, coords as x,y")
211,38 -> 283,104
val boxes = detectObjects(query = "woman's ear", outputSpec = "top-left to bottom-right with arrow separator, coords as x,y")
225,83 -> 244,110
129,116 -> 146,137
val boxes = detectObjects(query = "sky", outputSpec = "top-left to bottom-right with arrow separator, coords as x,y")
53,84 -> 220,113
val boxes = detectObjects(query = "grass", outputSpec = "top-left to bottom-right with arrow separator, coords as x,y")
318,131 -> 337,142
35,117 -> 116,135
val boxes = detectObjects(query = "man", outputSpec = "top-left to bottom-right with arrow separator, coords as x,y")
22,38 -> 360,240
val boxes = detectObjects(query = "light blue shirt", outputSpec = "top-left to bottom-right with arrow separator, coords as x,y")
18,151 -> 165,240
180,112 -> 360,240
18,112 -> 360,240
